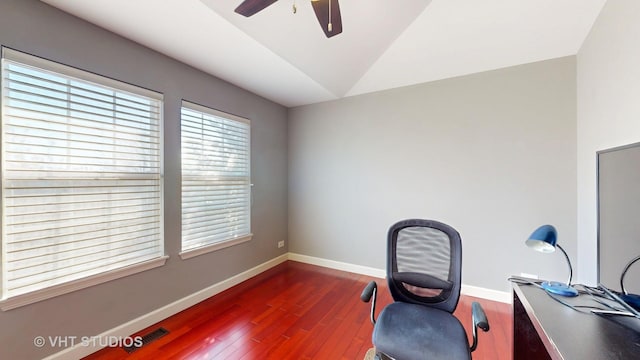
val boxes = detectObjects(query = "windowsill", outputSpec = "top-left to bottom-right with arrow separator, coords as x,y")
180,234 -> 253,260
0,255 -> 169,311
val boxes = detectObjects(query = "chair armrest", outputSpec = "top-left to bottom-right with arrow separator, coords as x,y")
472,301 -> 490,331
361,281 -> 378,324
361,281 -> 377,302
470,301 -> 490,352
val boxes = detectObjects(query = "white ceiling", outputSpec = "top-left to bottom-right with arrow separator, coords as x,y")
41,0 -> 606,108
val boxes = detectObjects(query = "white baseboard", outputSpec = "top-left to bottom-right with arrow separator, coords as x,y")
461,284 -> 511,304
288,253 -> 511,304
45,254 -> 289,360
287,253 -> 386,278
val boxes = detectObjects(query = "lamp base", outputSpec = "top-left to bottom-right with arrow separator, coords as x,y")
620,293 -> 640,311
541,281 -> 579,297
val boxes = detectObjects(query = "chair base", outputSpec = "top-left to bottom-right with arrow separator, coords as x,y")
364,348 -> 393,360
364,348 -> 376,360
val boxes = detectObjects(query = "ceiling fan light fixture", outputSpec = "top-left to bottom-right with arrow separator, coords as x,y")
236,0 -> 342,38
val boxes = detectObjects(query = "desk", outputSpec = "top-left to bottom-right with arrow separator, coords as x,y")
513,283 -> 640,359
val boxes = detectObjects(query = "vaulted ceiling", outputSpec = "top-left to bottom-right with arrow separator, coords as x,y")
42,0 -> 606,107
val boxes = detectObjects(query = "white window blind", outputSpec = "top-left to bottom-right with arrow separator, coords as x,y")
181,101 -> 251,257
1,48 -> 165,304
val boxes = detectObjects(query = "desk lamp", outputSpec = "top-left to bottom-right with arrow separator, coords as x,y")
525,225 -> 578,297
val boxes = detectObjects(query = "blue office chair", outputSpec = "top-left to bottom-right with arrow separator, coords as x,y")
361,219 -> 490,359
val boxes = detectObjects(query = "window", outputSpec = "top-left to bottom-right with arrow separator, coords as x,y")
0,48 -> 166,309
180,101 -> 251,258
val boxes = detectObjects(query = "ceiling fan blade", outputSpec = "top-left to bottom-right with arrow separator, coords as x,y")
235,0 -> 278,17
311,0 -> 343,38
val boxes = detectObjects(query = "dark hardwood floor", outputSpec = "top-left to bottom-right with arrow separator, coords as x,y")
84,261 -> 512,359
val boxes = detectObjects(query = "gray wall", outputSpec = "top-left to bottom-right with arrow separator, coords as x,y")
576,0 -> 640,285
288,57 -> 577,293
0,1 -> 288,359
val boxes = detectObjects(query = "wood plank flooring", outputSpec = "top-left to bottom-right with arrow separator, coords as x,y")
84,261 -> 512,359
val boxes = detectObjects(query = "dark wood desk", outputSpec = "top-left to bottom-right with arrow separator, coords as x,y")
513,283 -> 640,359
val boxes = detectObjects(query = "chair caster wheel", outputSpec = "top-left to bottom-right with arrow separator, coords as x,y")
374,353 -> 392,360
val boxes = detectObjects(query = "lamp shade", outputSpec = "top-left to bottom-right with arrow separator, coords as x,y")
525,225 -> 557,253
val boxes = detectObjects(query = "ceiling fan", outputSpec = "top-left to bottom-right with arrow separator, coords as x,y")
234,0 -> 343,38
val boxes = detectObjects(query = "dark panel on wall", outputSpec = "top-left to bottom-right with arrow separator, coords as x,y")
598,142 -> 640,294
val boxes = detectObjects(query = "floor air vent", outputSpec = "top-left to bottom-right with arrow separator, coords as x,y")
123,327 -> 169,353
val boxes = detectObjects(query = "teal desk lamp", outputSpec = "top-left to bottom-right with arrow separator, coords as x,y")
525,225 -> 578,297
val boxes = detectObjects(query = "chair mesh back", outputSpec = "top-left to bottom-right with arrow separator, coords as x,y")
396,226 -> 451,297
387,219 -> 462,313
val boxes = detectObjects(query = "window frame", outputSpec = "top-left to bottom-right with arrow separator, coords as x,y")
0,48 -> 167,310
179,100 -> 252,260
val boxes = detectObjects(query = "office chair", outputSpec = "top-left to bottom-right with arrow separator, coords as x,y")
361,219 -> 490,360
